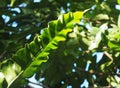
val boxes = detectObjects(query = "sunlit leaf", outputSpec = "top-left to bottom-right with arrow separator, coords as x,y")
118,0 -> 120,4
118,14 -> 120,27
10,0 -> 16,6
73,11 -> 84,20
93,14 -> 109,20
11,12 -> 83,79
0,60 -> 21,88
108,41 -> 120,50
0,72 -> 7,88
89,30 -> 102,50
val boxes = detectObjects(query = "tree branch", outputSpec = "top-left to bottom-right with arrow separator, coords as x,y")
28,80 -> 49,88
104,51 -> 113,63
77,67 -> 120,76
77,67 -> 104,76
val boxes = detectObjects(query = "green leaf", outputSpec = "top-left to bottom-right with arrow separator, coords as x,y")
0,72 -> 7,88
62,12 -> 73,24
1,60 -> 21,83
0,11 -> 84,87
0,60 -> 21,88
10,0 -> 16,6
73,11 -> 84,20
118,14 -> 120,27
89,23 -> 107,50
89,27 -> 100,37
67,12 -> 84,28
89,29 -> 102,50
12,35 -> 41,69
108,41 -> 120,50
100,61 -> 112,72
93,14 -> 109,20
23,29 -> 72,78
108,27 -> 120,42
7,71 -> 25,88
11,11 -> 83,79
118,0 -> 120,4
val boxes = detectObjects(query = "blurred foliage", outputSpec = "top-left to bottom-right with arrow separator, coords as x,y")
0,0 -> 120,88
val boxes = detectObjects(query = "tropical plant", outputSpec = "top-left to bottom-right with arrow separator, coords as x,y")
0,0 -> 120,88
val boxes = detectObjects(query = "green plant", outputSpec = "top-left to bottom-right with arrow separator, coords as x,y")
1,0 -> 120,87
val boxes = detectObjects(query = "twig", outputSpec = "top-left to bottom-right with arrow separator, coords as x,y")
104,51 -> 113,63
77,67 -> 104,76
0,50 -> 7,60
28,80 -> 49,88
77,67 -> 120,77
